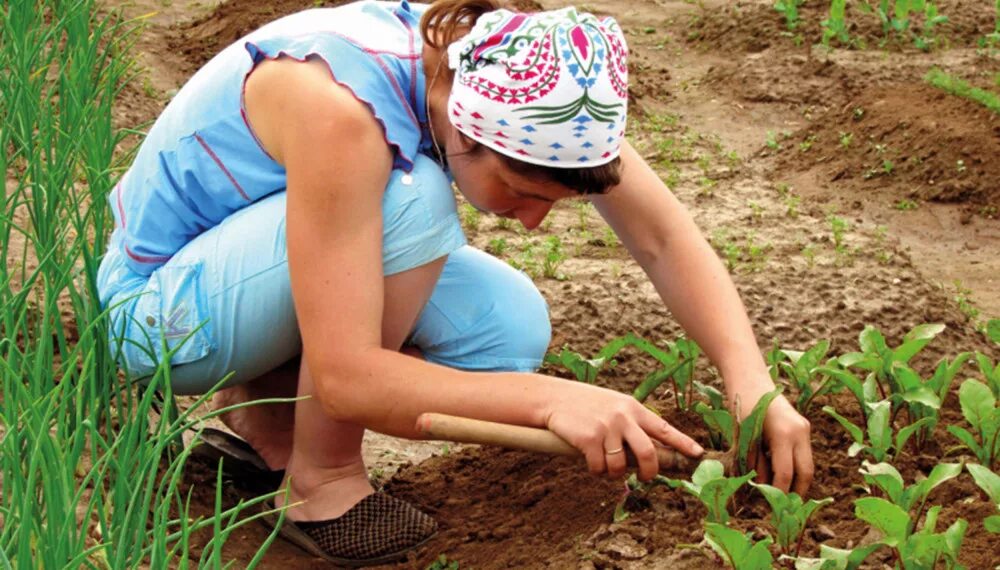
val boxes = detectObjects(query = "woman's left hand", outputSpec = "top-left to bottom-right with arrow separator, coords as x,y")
734,385 -> 814,496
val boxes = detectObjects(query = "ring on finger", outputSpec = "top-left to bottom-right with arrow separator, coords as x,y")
605,447 -> 625,455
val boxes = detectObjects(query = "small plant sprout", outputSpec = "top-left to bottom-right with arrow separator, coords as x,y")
693,388 -> 782,473
966,463 -> 1000,533
768,340 -> 839,413
853,498 -> 967,569
774,0 -> 805,31
693,382 -> 730,450
749,482 -> 833,557
798,135 -> 817,153
460,203 -> 482,231
894,198 -> 918,211
541,235 -> 568,280
976,350 -> 1000,398
543,348 -> 613,384
859,460 -> 962,526
789,543 -> 884,570
657,459 -> 756,524
946,379 -> 1000,468
766,131 -> 781,150
821,0 -> 850,46
704,522 -> 773,570
838,131 -> 854,148
823,399 -> 933,463
827,215 -> 850,259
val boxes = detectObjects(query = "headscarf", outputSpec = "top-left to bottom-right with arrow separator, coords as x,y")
446,7 -> 629,168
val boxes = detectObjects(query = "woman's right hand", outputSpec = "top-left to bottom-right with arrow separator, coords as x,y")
541,380 -> 705,482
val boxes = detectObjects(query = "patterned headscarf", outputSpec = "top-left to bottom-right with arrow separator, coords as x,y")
446,7 -> 629,168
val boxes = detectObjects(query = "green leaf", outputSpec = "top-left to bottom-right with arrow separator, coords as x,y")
737,388 -> 782,474
958,379 -> 996,428
894,416 -> 935,457
818,543 -> 885,570
860,461 -> 904,504
984,515 -> 1000,533
948,425 -> 983,458
692,458 -> 726,489
928,353 -> 970,401
824,405 -> 864,444
967,463 -> 1000,505
987,319 -> 1000,344
866,400 -> 892,454
859,326 -> 888,356
893,323 -> 944,363
855,497 -> 910,541
900,385 -> 941,410
705,522 -> 773,569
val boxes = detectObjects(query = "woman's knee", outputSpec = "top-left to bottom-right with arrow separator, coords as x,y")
412,246 -> 552,372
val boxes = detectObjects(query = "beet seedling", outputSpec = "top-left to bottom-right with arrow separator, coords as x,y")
768,340 -> 840,413
543,348 -> 613,384
704,522 -> 773,570
749,482 -> 833,557
859,460 -> 962,529
975,351 -> 1000,398
823,399 -> 933,462
853,498 -> 967,569
657,459 -> 755,524
788,543 -> 884,570
946,379 -> 1000,468
966,463 -> 1000,533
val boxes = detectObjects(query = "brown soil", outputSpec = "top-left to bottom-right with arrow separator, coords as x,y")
110,0 -> 1000,567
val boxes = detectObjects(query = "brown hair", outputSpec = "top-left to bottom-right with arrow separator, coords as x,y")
420,0 -> 623,195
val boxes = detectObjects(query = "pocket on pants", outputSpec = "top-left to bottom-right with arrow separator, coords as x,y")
111,262 -> 215,379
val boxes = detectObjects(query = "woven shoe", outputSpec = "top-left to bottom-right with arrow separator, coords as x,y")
261,493 -> 438,567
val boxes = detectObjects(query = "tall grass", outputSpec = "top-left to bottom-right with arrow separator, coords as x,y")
1,1 -> 283,566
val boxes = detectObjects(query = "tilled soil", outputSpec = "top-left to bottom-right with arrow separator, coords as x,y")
114,0 -> 1000,567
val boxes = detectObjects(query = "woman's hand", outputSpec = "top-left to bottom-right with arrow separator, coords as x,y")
541,381 -> 704,482
733,383 -> 814,496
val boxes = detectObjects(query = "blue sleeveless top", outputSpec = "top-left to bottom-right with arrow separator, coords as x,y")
111,0 -> 431,276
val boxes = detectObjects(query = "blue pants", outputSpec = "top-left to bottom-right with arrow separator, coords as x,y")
97,155 -> 551,394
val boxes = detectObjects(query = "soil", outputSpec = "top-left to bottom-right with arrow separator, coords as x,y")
106,0 -> 1000,567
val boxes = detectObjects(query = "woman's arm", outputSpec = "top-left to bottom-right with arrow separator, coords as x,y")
589,140 -> 814,494
242,59 -> 703,481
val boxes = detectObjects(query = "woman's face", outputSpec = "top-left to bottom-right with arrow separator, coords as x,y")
447,146 -> 579,231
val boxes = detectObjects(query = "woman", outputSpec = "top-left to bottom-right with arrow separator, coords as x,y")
98,0 -> 813,565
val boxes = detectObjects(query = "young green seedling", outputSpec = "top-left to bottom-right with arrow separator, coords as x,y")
821,0 -> 851,46
946,379 -> 1000,468
966,463 -> 1000,533
859,460 -> 961,530
704,522 -> 774,570
853,498 -> 967,569
787,543 -> 884,570
693,382 -> 732,450
774,0 -> 805,31
768,340 -> 839,412
837,323 -> 945,403
975,351 -> 1000,398
543,348 -> 611,384
749,482 -> 834,557
823,399 -> 933,462
694,387 -> 782,473
657,459 -> 755,524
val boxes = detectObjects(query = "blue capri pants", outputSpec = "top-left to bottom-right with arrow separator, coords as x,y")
96,154 -> 552,394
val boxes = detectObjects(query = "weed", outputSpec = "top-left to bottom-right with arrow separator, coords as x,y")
748,201 -> 765,221
785,195 -> 801,218
486,237 -> 510,256
952,280 -> 981,324
925,68 -> 1000,115
460,203 -> 482,231
766,131 -> 781,151
839,131 -> 854,149
495,216 -> 513,230
798,135 -> 817,153
801,243 -> 817,268
894,198 -> 918,211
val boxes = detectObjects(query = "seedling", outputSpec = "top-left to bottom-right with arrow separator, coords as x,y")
543,348 -> 612,384
657,459 -> 755,524
704,522 -> 773,569
767,340 -> 839,413
766,131 -> 781,151
693,388 -> 782,474
693,382 -> 731,450
541,235 -> 567,280
749,482 -> 833,557
789,544 -> 883,570
838,132 -> 853,149
821,0 -> 851,46
853,498 -> 967,569
977,351 -> 1000,398
859,460 -> 961,526
460,203 -> 481,231
946,379 -> 1000,468
823,399 -> 933,462
966,463 -> 1000,533
774,0 -> 805,31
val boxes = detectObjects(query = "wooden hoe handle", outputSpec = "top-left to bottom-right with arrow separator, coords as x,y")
416,412 -> 695,471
